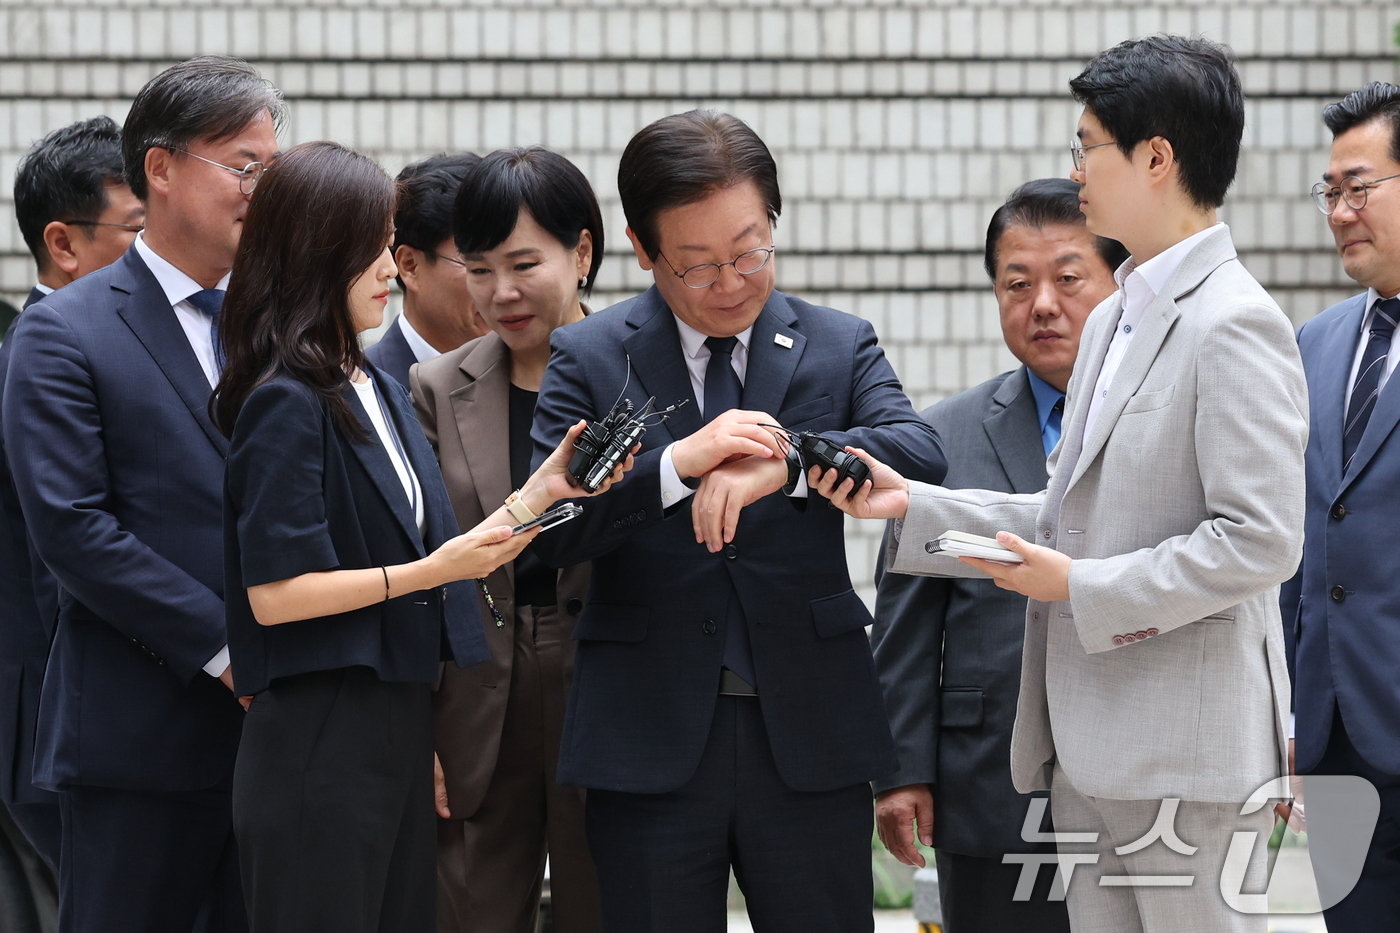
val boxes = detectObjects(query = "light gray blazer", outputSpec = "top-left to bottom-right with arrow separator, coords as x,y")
891,226 -> 1307,804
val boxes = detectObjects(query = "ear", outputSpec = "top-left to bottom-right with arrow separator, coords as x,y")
394,245 -> 421,291
144,146 -> 172,199
42,221 -> 82,277
573,228 -> 594,283
1145,136 -> 1175,180
625,226 -> 654,272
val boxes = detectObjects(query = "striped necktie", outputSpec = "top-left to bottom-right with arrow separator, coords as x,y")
1343,297 -> 1400,472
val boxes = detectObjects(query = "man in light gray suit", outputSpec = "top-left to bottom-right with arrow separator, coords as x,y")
816,37 -> 1305,933
871,179 -> 1125,933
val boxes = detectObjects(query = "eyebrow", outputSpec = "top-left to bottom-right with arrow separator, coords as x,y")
461,247 -> 542,261
675,222 -> 760,253
1001,253 -> 1088,275
1321,166 -> 1373,183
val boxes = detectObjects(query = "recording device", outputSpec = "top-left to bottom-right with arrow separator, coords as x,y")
567,359 -> 687,492
764,425 -> 872,499
511,502 -> 584,535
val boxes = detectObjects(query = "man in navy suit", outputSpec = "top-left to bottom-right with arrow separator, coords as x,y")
366,152 -> 489,387
1,115 -> 143,876
530,110 -> 946,933
1289,81 -> 1400,931
3,57 -> 282,933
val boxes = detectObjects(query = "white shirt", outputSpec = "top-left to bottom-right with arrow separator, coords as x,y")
351,377 -> 425,533
131,234 -> 233,677
1344,286 -> 1400,415
32,282 -> 54,297
133,234 -> 229,388
1083,223 -> 1224,439
396,312 -> 441,366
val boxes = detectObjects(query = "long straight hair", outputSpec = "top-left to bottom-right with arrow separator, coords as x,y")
213,141 -> 395,439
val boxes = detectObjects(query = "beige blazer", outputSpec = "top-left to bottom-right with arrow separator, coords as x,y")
892,226 -> 1307,803
410,332 -> 590,817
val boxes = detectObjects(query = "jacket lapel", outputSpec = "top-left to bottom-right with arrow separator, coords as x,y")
449,335 -> 516,589
1341,304 -> 1400,492
984,368 -> 1050,493
742,296 -> 807,420
620,288 -> 702,444
346,370 -> 427,556
112,251 -> 228,456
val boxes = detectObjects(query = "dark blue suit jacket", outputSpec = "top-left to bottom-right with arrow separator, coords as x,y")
1289,292 -> 1400,775
3,249 -> 243,792
365,319 -> 419,390
223,369 -> 488,695
531,287 -> 946,794
0,288 -> 59,805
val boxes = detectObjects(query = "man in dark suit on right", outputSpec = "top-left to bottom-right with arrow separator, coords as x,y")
1290,80 -> 1400,932
871,179 -> 1124,933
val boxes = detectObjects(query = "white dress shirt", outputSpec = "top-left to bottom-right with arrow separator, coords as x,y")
1345,286 -> 1400,415
1083,223 -> 1224,439
396,312 -> 442,365
659,317 -> 753,508
132,234 -> 232,678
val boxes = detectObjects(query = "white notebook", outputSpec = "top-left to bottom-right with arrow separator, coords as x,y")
924,530 -> 1024,564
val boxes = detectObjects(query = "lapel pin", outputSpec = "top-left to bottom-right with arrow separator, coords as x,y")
774,333 -> 794,349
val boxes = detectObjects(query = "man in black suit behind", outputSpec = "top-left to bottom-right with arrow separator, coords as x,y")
870,179 -> 1125,933
530,110 -> 946,933
1,115 -> 144,875
3,58 -> 282,933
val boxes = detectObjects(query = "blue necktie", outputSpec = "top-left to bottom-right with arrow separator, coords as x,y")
1343,297 -> 1400,472
186,288 -> 227,375
701,336 -> 755,686
1044,395 -> 1065,458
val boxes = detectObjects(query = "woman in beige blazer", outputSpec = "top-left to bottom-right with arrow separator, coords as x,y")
410,147 -> 603,933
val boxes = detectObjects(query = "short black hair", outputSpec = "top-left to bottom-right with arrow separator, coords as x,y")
984,178 -> 1129,279
617,110 -> 780,260
1322,82 -> 1400,161
13,116 -> 126,271
1069,35 -> 1243,209
393,152 -> 480,290
453,147 -> 605,293
123,56 -> 285,200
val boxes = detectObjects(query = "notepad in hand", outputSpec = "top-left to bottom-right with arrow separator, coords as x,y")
924,530 -> 1024,564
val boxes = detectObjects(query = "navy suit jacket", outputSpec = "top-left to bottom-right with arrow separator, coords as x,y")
0,289 -> 59,804
365,318 -> 419,390
223,368 -> 488,695
531,287 -> 946,794
1289,292 -> 1400,775
3,248 -> 243,792
870,368 -> 1054,856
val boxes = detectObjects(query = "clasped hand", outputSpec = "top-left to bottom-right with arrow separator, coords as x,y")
672,410 -> 788,552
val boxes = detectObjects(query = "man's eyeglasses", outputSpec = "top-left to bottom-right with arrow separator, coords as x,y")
1310,173 -> 1400,215
660,245 -> 776,289
170,148 -> 267,196
60,220 -> 145,233
1070,140 -> 1116,172
432,252 -> 468,268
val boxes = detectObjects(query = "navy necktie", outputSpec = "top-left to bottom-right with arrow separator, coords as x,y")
1343,297 -> 1400,472
186,288 -> 227,375
700,335 -> 755,686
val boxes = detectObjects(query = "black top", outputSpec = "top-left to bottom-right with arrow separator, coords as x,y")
509,384 -> 557,607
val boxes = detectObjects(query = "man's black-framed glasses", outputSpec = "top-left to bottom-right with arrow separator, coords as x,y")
1311,173 -> 1400,215
171,148 -> 267,196
660,245 -> 776,289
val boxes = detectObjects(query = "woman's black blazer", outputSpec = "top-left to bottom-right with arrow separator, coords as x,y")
223,366 -> 489,695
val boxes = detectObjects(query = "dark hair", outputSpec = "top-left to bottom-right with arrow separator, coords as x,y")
1322,82 -> 1400,161
983,178 -> 1129,279
393,152 -> 480,289
453,147 -> 605,293
123,56 -> 285,201
617,110 -> 780,260
213,142 -> 395,440
13,116 -> 126,271
1069,35 -> 1243,209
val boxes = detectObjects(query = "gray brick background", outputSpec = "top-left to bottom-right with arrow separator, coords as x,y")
1,0 -> 1396,598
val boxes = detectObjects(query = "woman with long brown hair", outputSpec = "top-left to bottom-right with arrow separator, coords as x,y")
212,141 -> 625,932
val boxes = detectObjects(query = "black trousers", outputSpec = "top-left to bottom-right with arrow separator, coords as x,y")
6,793 -> 61,874
233,667 -> 434,933
934,848 -> 1071,933
1309,709 -> 1400,933
585,695 -> 873,933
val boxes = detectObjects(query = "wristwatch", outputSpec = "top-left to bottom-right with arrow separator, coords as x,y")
504,489 -> 538,524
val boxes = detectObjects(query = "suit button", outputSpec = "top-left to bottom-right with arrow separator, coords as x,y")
1042,530 -> 1051,540
1330,503 -> 1346,520
566,597 -> 584,615
1032,611 -> 1040,621
724,544 -> 738,560
1136,630 -> 1150,640
1330,585 -> 1346,602
702,619 -> 717,636
1112,635 -> 1126,646
1146,627 -> 1159,637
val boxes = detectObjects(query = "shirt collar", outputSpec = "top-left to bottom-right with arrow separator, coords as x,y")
32,282 -> 54,297
133,233 -> 231,309
1114,222 -> 1225,311
673,313 -> 753,361
1025,368 -> 1065,433
395,311 -> 440,365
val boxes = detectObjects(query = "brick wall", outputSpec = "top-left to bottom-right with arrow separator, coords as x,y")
1,0 -> 1395,599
